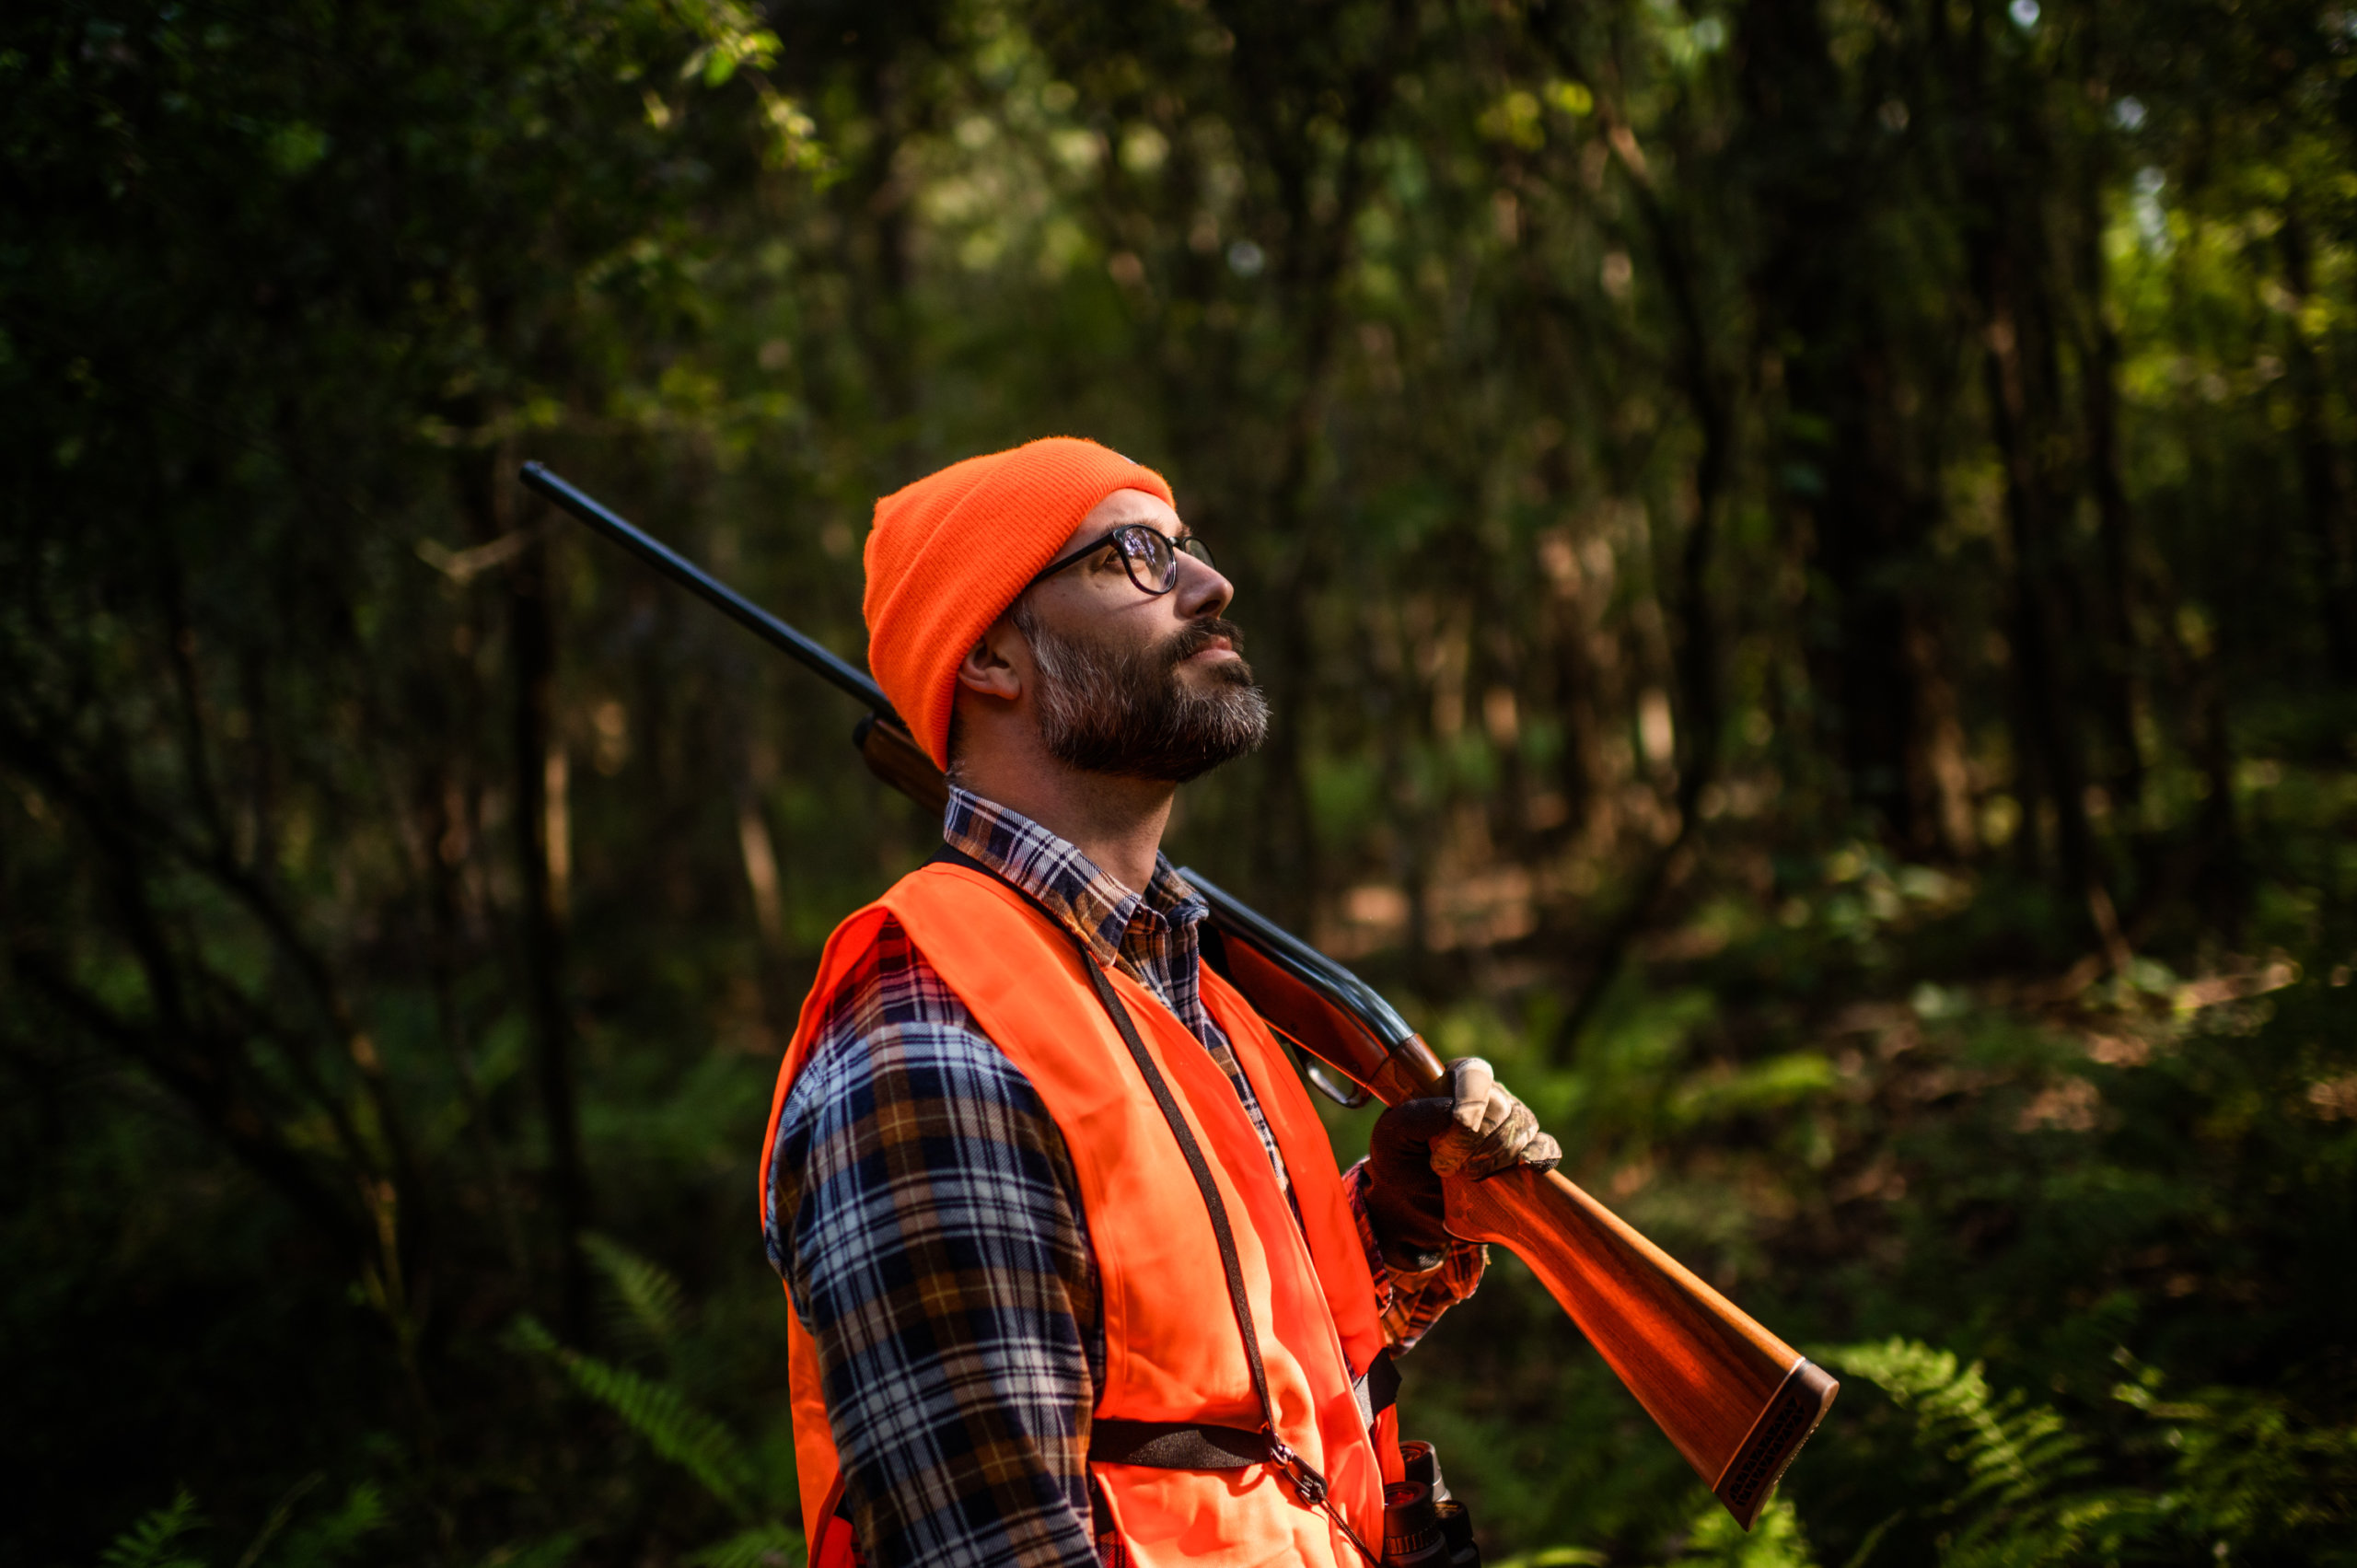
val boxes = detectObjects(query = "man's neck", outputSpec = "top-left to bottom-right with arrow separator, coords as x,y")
957,764 -> 1175,894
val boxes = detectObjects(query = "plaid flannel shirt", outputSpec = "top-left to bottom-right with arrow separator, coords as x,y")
763,787 -> 1485,1568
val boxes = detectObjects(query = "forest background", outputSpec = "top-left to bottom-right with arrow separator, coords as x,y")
6,0 -> 2356,1564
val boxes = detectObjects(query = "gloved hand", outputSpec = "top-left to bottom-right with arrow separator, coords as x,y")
1363,1057 -> 1562,1272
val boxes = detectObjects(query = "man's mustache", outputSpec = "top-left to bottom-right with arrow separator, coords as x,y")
1165,618 -> 1248,668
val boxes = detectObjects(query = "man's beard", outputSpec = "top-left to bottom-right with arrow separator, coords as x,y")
1016,606 -> 1271,782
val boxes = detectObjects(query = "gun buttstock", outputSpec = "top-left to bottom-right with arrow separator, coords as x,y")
1442,1166 -> 1837,1527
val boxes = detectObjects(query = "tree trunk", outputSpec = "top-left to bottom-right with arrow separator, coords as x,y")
1736,0 -> 1925,849
2280,215 -> 2357,685
1955,0 -> 2122,962
2075,157 -> 2147,819
504,481 -> 589,1339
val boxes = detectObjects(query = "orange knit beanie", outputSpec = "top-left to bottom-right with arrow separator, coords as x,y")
864,437 -> 1176,769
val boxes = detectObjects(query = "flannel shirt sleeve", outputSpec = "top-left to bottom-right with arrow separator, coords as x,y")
766,921 -> 1103,1568
1341,1158 -> 1487,1353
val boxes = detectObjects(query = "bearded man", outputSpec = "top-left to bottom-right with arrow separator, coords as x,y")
760,438 -> 1560,1568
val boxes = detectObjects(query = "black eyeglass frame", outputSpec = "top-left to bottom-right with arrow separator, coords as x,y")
1023,523 -> 1215,598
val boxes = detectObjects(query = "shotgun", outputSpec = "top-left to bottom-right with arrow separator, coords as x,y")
519,460 -> 1836,1527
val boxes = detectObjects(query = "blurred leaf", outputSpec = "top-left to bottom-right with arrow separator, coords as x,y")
684,1523 -> 805,1568
582,1231 -> 691,1358
509,1315 -> 759,1520
98,1493 -> 204,1568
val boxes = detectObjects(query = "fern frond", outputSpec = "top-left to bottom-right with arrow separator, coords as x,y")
581,1232 -> 691,1356
268,1482 -> 389,1568
2115,1364 -> 2357,1548
1673,1493 -> 1821,1567
1827,1338 -> 2160,1567
1836,1510 -> 1903,1568
511,1313 -> 755,1519
1946,1392 -> 2077,1514
99,1492 -> 207,1568
684,1522 -> 805,1568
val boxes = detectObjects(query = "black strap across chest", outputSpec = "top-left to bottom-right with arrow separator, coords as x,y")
923,844 -> 1387,1562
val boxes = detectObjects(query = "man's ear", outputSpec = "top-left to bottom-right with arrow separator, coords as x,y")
955,613 -> 1028,702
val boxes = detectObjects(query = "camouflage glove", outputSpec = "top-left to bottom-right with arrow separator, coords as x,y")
1363,1057 -> 1562,1272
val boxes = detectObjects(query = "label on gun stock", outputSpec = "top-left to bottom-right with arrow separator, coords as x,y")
1713,1359 -> 1839,1524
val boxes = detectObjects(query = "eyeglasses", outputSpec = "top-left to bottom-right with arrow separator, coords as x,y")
1024,524 -> 1216,598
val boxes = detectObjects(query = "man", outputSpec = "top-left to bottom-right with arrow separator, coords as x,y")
760,438 -> 1560,1568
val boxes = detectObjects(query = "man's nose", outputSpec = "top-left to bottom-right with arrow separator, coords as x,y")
1174,552 -> 1234,620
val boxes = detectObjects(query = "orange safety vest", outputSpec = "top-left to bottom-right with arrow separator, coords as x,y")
760,860 -> 1402,1568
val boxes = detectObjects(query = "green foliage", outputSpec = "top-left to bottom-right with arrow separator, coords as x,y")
98,1493 -> 204,1568
1810,1335 -> 2357,1566
581,1229 -> 692,1358
260,1487 -> 389,1568
508,1236 -> 803,1563
1824,1339 -> 2146,1565
510,1313 -> 761,1522
682,1524 -> 807,1568
92,1485 -> 386,1568
1672,1497 -> 1818,1568
2110,1356 -> 2357,1565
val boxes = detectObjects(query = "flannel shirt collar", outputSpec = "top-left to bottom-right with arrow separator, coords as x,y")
941,784 -> 1206,981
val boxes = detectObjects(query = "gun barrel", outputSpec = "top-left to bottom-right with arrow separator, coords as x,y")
519,462 -> 895,721
1179,868 -> 1418,1050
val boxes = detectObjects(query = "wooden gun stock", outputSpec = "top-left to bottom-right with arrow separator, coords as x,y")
1446,1168 -> 1837,1525
524,460 -> 1834,1528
